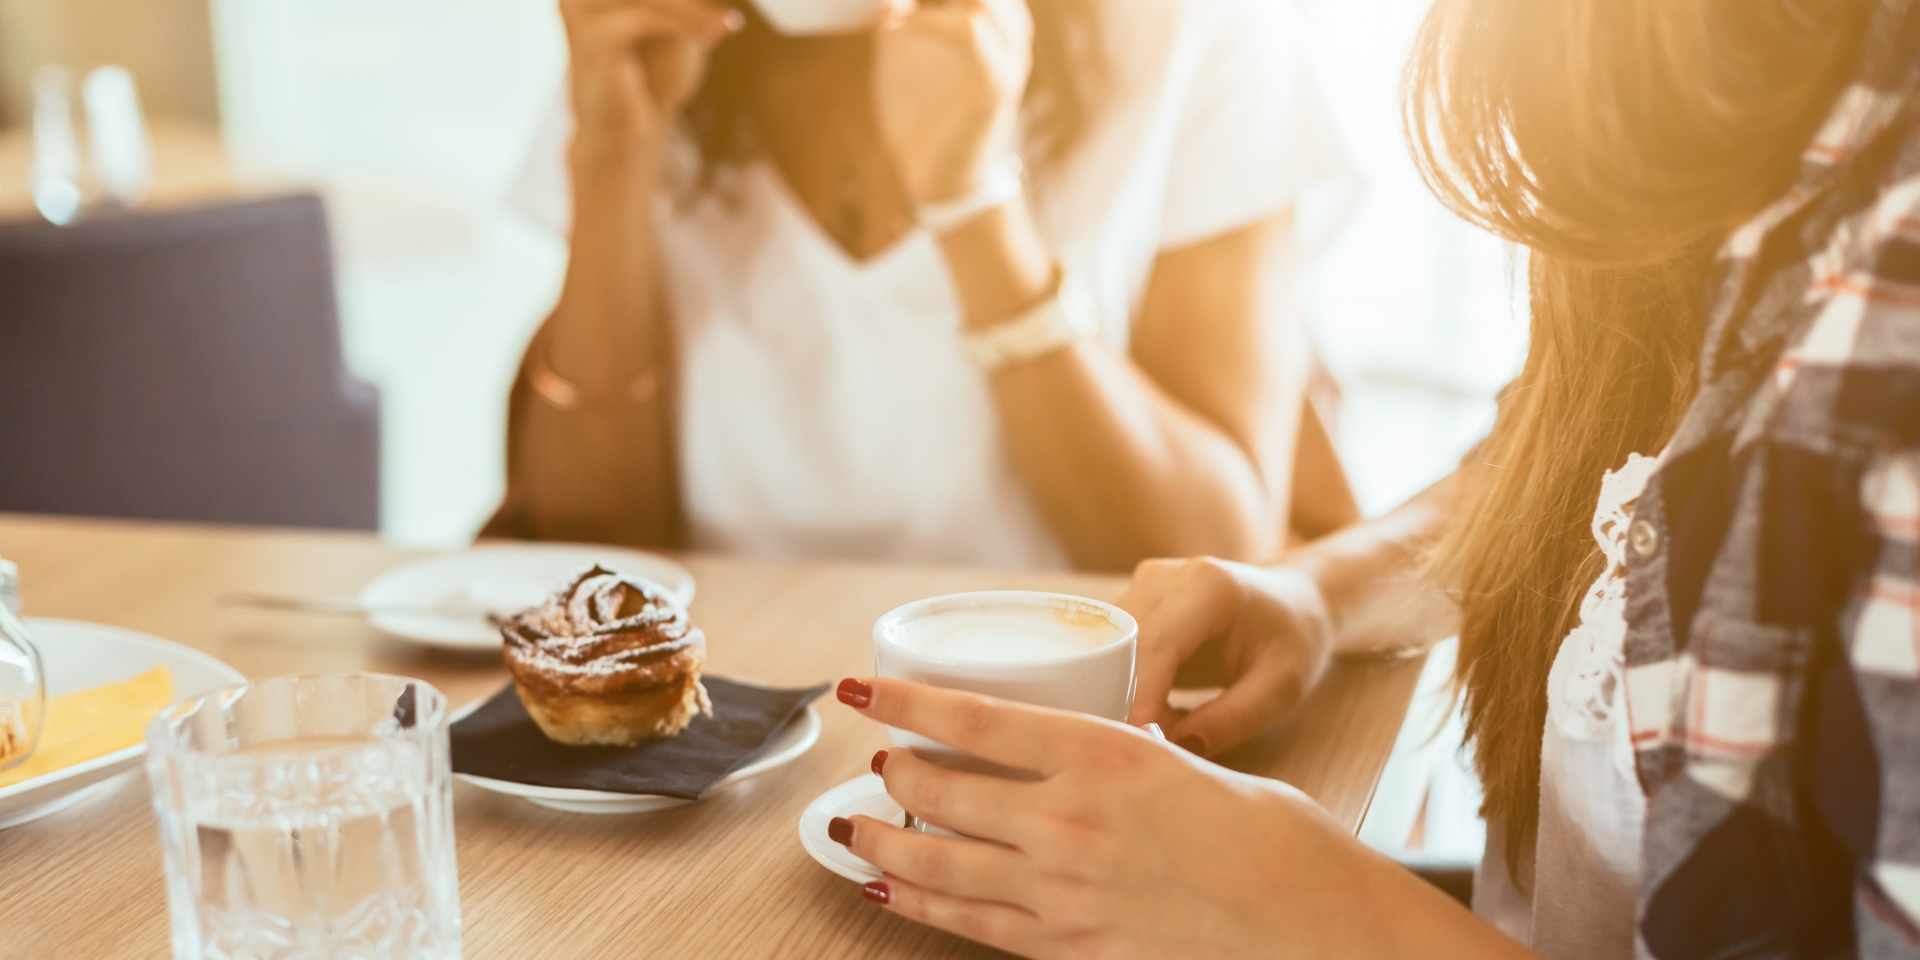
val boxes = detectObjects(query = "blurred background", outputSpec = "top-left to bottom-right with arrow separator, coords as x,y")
0,0 -> 1520,865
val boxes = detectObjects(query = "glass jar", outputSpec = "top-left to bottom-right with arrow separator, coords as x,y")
0,558 -> 44,772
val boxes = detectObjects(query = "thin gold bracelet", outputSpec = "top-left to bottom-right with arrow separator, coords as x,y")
527,331 -> 660,411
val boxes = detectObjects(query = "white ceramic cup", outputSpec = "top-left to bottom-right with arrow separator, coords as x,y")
872,591 -> 1137,793
748,0 -> 897,35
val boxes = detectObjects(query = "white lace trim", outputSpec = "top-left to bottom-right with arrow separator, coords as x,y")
1548,453 -> 1660,779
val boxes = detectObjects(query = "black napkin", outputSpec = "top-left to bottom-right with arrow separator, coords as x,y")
450,677 -> 830,800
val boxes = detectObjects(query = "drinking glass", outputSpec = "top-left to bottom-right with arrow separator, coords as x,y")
0,569 -> 45,772
146,674 -> 462,960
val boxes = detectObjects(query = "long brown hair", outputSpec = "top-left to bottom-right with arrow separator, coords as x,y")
1404,0 -> 1867,875
683,1 -> 1106,186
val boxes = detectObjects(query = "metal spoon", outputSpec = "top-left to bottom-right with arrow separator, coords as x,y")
218,592 -> 507,626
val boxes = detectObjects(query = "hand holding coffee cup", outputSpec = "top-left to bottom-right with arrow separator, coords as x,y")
873,0 -> 1034,206
559,0 -> 742,161
830,675 -> 1352,958
870,591 -> 1136,832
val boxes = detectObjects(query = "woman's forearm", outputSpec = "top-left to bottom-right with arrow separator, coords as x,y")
497,148 -> 683,547
550,144 -> 671,385
1213,779 -> 1536,960
935,201 -> 1288,570
1284,473 -> 1460,656
1271,825 -> 1538,960
996,346 -> 1281,570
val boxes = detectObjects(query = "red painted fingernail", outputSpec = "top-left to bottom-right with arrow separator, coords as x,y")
870,749 -> 888,776
1176,734 -> 1207,756
837,678 -> 872,708
862,880 -> 892,905
828,816 -> 854,846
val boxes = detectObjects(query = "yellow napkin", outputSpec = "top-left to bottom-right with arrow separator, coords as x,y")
0,665 -> 174,789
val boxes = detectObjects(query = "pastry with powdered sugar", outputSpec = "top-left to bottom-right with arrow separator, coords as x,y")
501,565 -> 711,746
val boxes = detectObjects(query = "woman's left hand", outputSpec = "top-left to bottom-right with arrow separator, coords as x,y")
873,0 -> 1033,205
830,677 -> 1490,960
1120,557 -> 1335,759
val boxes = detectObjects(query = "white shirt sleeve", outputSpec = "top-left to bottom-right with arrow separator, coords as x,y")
1156,0 -> 1348,250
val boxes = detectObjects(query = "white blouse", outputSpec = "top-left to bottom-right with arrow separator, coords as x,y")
511,0 -> 1345,568
1474,453 -> 1660,959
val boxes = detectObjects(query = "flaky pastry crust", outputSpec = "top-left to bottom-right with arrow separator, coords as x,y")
501,565 -> 711,745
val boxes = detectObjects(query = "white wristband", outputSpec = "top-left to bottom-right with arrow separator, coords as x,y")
916,156 -> 1025,235
962,270 -> 1103,372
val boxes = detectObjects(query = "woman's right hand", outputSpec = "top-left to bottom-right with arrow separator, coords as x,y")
1119,557 -> 1334,758
559,0 -> 741,164
837,677 -> 1529,960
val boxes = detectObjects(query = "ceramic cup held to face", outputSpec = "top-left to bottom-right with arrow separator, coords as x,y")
748,0 -> 898,35
873,591 -> 1137,794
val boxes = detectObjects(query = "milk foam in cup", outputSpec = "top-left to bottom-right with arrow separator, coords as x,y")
873,591 -> 1137,826
887,604 -> 1125,664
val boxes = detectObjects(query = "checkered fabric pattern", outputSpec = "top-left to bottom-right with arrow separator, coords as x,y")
1620,4 -> 1920,957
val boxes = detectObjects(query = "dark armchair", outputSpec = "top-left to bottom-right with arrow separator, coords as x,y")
0,194 -> 380,529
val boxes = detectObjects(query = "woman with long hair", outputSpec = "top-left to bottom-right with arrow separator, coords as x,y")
824,0 -> 1919,956
487,0 -> 1356,570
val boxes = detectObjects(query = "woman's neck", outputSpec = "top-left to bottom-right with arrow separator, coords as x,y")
753,33 -> 877,146
751,33 -> 914,260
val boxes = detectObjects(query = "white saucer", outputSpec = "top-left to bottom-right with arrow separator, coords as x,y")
360,544 -> 696,651
0,619 -> 246,830
454,704 -> 822,813
799,774 -> 910,882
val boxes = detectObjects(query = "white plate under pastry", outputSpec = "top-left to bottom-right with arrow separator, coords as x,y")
360,543 -> 696,651
0,619 -> 246,830
452,701 -> 821,813
799,774 -> 910,883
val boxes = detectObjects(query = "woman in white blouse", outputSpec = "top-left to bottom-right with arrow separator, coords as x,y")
488,0 -> 1353,570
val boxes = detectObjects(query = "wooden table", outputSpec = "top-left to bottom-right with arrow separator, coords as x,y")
0,514 -> 1426,959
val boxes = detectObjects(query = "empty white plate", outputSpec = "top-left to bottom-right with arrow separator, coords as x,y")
454,703 -> 822,814
0,619 -> 245,830
799,774 -> 910,883
360,544 -> 696,652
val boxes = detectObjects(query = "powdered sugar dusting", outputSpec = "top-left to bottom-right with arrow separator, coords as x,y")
502,564 -> 702,679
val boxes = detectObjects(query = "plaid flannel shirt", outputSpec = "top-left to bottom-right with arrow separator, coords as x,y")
1621,4 -> 1920,957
